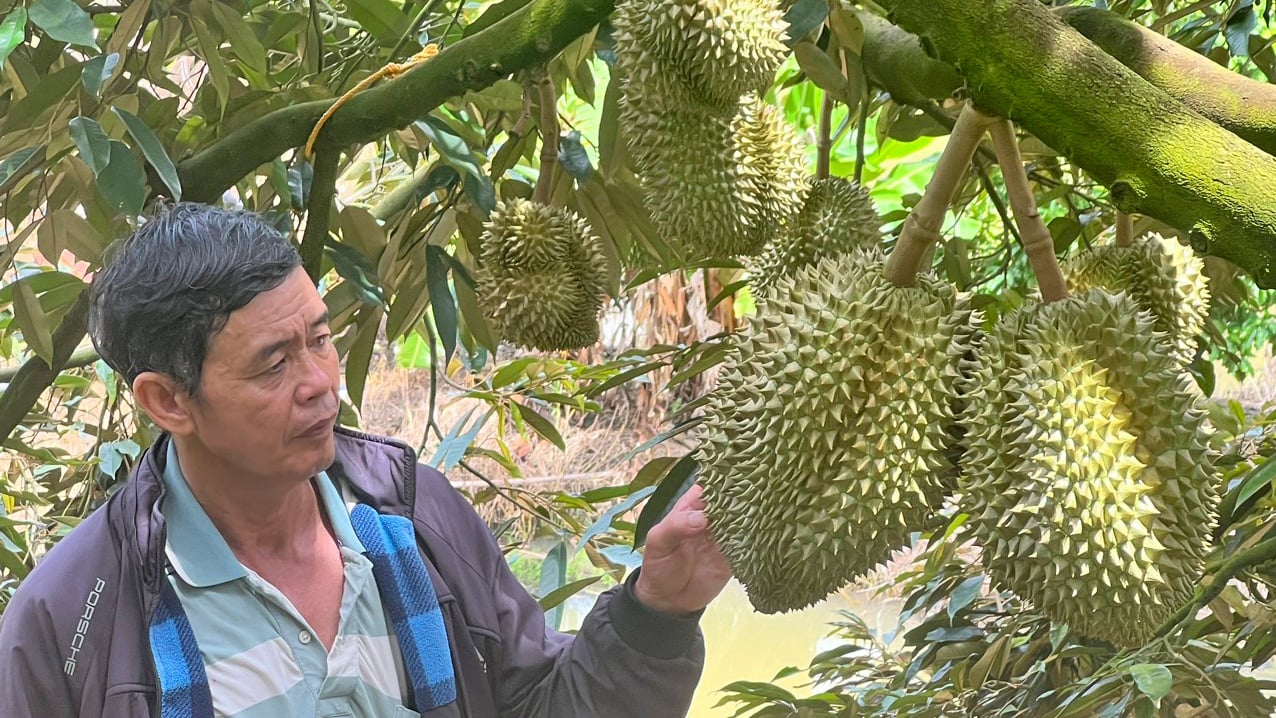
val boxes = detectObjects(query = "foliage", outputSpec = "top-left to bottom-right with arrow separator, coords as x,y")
1,0 -> 1275,714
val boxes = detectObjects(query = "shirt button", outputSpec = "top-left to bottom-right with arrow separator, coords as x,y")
298,630 -> 312,645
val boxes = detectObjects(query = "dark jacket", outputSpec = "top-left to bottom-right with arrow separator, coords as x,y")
0,428 -> 704,717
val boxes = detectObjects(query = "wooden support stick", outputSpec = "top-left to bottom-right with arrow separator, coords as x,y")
989,118 -> 1069,303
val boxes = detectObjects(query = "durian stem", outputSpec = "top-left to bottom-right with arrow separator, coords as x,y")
1153,535 -> 1276,640
989,118 -> 1070,303
1115,212 -> 1135,247
300,147 -> 342,283
884,104 -> 994,286
817,94 -> 834,180
533,72 -> 559,205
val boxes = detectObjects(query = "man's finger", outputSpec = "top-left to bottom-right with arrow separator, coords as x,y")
645,507 -> 709,556
671,482 -> 705,514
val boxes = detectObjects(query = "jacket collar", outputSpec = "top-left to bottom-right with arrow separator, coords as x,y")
124,428 -> 420,588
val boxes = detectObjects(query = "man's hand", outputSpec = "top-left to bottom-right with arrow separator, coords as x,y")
633,484 -> 733,615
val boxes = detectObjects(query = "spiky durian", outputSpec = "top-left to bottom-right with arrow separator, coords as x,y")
960,289 -> 1218,647
622,96 -> 804,259
613,0 -> 789,112
698,248 -> 979,613
751,177 -> 882,294
1062,234 -> 1210,365
475,199 -> 607,351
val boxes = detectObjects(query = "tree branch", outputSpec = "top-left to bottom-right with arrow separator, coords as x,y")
877,0 -> 1276,288
301,148 -> 341,281
1056,7 -> 1276,157
176,0 -> 616,204
0,291 -> 91,444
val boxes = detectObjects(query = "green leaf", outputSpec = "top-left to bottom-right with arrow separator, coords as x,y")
1230,452 -> 1276,520
633,454 -> 697,548
344,0 -> 405,41
538,575 -> 602,612
210,1 -> 267,74
81,52 -> 119,97
578,486 -> 657,553
69,117 -> 112,176
783,0 -> 829,47
793,41 -> 852,102
0,146 -> 45,195
191,18 -> 230,106
12,278 -> 55,364
947,575 -> 983,620
1128,663 -> 1172,703
426,246 -> 458,366
113,107 -> 182,200
28,0 -> 96,48
513,402 -> 566,450
345,307 -> 381,408
558,130 -> 593,182
417,117 -> 484,184
97,439 -> 140,479
539,540 -> 568,630
0,10 -> 27,69
430,407 -> 488,471
453,269 -> 499,354
325,243 -> 385,307
96,140 -> 147,216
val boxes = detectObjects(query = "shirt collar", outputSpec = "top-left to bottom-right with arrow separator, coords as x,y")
161,442 -> 365,589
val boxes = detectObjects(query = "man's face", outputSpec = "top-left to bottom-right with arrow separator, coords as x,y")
183,266 -> 340,482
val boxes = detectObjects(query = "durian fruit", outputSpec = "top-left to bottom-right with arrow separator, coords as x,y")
612,0 -> 789,112
751,177 -> 882,294
625,96 -> 805,258
475,199 -> 607,351
698,248 -> 979,613
960,289 -> 1218,647
1062,233 -> 1210,365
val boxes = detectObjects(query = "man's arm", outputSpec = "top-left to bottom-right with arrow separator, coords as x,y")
0,589 -> 79,716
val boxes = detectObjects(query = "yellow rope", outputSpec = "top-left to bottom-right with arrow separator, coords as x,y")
305,44 -> 440,159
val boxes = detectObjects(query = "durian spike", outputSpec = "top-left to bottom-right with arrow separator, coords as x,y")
989,118 -> 1070,303
816,94 -> 834,180
534,71 -> 559,204
884,104 -> 995,286
1115,212 -> 1135,247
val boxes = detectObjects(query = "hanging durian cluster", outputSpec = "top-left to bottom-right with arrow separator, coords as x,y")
613,0 -> 804,258
959,289 -> 1217,647
750,177 -> 882,295
475,198 -> 608,351
1062,233 -> 1210,365
697,248 -> 979,612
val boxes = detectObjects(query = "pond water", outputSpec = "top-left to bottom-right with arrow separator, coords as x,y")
560,579 -> 903,718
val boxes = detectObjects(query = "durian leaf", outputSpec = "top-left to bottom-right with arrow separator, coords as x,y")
583,360 -> 666,398
12,278 -> 55,364
425,245 -> 458,365
783,0 -> 829,47
429,406 -> 490,472
344,306 -> 382,409
538,539 -> 568,630
1226,452 -> 1276,523
0,10 -> 25,70
112,107 -> 182,200
513,402 -> 565,451
947,575 -> 983,620
633,454 -> 696,549
622,417 -> 704,461
537,575 -> 602,612
1128,664 -> 1172,703
576,486 -> 656,554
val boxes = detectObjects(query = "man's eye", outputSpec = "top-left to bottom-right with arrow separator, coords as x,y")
267,358 -> 287,374
313,334 -> 331,348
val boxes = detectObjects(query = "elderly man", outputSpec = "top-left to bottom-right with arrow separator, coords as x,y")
0,203 -> 732,717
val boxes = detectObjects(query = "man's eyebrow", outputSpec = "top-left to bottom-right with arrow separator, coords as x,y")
252,312 -> 332,365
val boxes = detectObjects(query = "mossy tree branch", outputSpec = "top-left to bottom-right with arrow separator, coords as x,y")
1056,7 -> 1276,157
878,0 -> 1276,288
1154,534 -> 1276,640
176,0 -> 616,204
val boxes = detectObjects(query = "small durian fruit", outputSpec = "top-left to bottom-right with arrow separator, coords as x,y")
616,0 -> 789,111
960,289 -> 1217,647
476,199 -> 607,351
751,177 -> 882,295
697,248 -> 979,613
1062,233 -> 1210,365
627,96 -> 804,259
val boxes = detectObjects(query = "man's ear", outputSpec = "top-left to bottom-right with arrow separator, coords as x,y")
132,372 -> 196,435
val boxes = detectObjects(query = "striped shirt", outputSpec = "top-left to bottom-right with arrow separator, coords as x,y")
160,442 -> 416,717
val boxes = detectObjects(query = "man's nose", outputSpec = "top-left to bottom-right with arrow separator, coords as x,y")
295,352 -> 335,402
